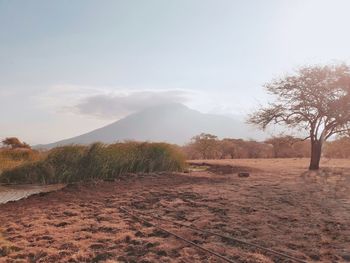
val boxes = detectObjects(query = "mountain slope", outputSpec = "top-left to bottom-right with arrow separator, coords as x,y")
37,103 -> 264,148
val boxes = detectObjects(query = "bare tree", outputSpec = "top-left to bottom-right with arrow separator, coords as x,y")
249,64 -> 350,170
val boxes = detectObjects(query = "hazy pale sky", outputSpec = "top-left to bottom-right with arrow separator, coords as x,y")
1,0 -> 350,144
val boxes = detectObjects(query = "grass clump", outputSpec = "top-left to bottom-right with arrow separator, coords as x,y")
0,231 -> 18,257
0,142 -> 186,184
0,149 -> 43,173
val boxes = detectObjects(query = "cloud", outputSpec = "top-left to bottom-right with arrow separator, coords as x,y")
33,84 -> 255,121
74,90 -> 190,119
33,85 -> 192,119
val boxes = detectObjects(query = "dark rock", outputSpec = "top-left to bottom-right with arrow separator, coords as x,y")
54,222 -> 68,227
342,254 -> 350,261
238,172 -> 250,177
157,250 -> 167,257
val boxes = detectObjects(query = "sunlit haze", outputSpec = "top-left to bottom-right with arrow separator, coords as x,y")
1,0 -> 350,144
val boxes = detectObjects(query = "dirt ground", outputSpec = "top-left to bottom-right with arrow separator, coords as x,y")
0,158 -> 349,263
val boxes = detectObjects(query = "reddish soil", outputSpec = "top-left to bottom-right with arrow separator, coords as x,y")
0,159 -> 349,263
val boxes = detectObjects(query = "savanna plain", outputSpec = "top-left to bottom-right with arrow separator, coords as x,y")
0,158 -> 349,263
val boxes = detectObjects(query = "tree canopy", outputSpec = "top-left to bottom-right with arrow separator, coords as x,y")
249,63 -> 350,170
1,137 -> 31,149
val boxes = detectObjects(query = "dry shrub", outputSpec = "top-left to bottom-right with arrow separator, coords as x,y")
0,142 -> 186,184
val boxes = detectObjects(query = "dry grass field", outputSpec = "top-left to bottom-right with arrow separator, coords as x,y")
0,158 -> 349,262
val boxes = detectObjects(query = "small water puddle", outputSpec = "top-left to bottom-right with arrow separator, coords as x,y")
0,184 -> 66,204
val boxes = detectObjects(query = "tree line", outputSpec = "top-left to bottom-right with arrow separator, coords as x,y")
183,133 -> 350,160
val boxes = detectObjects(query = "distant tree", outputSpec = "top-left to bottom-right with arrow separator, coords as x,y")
184,135 -> 277,159
249,64 -> 350,170
190,133 -> 220,159
230,139 -> 250,158
265,135 -> 310,158
1,137 -> 31,149
219,139 -> 237,158
244,140 -> 274,158
324,136 -> 350,158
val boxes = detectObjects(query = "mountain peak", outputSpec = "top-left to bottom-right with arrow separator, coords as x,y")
37,104 -> 264,149
140,103 -> 190,112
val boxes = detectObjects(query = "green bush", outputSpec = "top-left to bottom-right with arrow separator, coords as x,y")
1,161 -> 55,184
0,142 -> 186,184
46,145 -> 87,183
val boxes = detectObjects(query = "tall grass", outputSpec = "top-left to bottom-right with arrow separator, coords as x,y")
0,149 -> 43,172
0,142 -> 186,184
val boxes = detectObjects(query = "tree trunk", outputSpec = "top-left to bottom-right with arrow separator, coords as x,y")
309,140 -> 322,170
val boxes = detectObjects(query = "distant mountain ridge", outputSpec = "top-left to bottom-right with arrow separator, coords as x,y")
36,103 -> 265,149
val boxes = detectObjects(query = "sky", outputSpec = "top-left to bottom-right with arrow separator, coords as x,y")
1,0 -> 350,144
